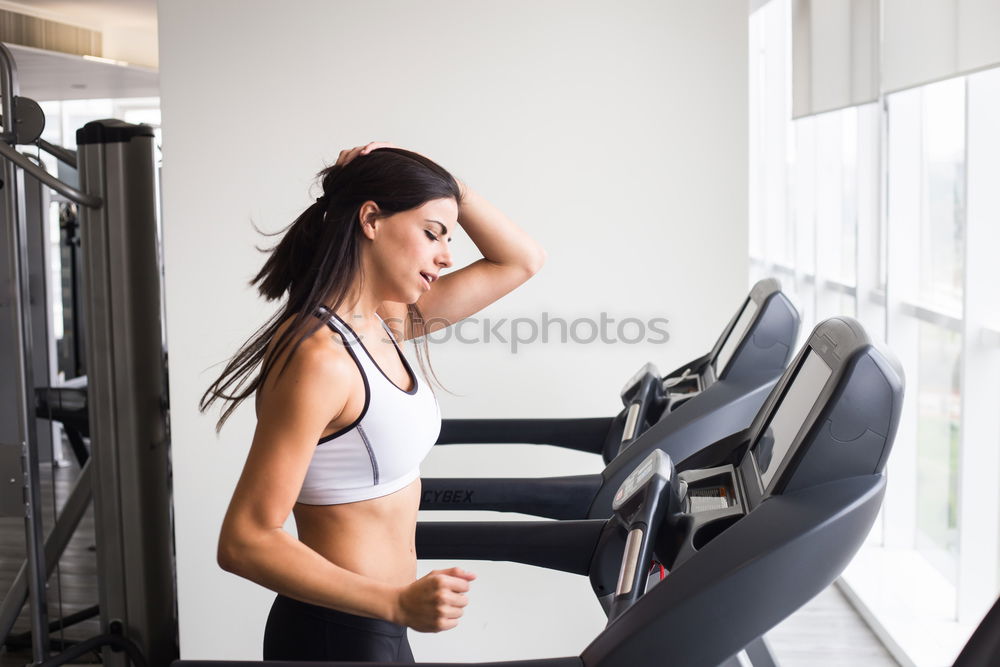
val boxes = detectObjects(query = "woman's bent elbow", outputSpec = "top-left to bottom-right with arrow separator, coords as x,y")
217,531 -> 245,574
527,246 -> 547,277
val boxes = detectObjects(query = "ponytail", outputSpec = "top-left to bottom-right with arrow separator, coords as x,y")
200,148 -> 460,432
254,201 -> 325,301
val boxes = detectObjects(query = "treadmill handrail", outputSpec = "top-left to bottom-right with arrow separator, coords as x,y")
416,519 -> 606,576
420,474 -> 603,520
437,417 -> 615,454
169,659 -> 583,667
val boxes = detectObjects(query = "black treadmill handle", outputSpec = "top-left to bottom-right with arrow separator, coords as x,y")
420,474 -> 603,520
170,659 -> 582,667
953,594 -> 1000,667
436,417 -> 615,455
416,519 -> 607,576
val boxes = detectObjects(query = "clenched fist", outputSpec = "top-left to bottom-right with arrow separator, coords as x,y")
395,567 -> 476,632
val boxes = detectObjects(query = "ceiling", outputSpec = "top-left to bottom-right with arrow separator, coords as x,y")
6,42 -> 158,101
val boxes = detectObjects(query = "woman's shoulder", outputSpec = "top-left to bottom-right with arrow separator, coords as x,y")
258,315 -> 360,404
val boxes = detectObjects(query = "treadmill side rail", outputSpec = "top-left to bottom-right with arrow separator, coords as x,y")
170,659 -> 584,667
420,475 -> 603,520
436,418 -> 616,455
416,520 -> 606,576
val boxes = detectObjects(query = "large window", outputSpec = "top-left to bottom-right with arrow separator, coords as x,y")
886,79 -> 967,583
750,3 -> 1000,664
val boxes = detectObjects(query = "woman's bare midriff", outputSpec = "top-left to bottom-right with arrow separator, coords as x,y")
260,315 -> 423,589
292,479 -> 421,588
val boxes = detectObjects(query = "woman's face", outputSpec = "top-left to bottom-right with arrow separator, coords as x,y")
364,197 -> 457,304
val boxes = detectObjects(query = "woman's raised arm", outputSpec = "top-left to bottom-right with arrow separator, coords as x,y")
407,182 -> 546,337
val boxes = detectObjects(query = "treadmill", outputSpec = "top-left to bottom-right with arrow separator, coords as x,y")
174,316 -> 902,667
421,278 -> 799,519
174,317 -> 903,667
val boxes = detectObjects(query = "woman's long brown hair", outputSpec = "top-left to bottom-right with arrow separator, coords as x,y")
200,148 -> 461,431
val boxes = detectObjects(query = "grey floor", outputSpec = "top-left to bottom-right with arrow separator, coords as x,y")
1,455 -> 898,667
766,586 -> 899,666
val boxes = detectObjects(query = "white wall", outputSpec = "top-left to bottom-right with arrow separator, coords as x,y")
101,24 -> 158,68
159,0 -> 747,661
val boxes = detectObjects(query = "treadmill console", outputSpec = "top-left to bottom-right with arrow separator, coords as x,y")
661,367 -> 701,398
681,466 -> 745,514
658,278 -> 787,414
612,279 -> 796,458
655,463 -> 748,570
655,317 -> 902,570
750,350 -> 831,491
739,316 -> 900,502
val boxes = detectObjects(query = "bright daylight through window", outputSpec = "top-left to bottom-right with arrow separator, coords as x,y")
750,1 -> 1000,665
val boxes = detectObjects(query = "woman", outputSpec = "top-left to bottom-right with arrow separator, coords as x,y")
202,142 -> 545,662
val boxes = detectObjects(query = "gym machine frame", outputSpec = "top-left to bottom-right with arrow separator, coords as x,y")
0,42 -> 176,667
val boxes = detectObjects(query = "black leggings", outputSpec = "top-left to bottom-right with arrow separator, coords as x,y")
263,594 -> 414,663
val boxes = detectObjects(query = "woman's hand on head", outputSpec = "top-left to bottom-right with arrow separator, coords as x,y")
335,141 -> 399,167
394,567 -> 476,632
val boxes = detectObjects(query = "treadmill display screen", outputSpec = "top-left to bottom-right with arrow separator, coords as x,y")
753,351 -> 832,489
713,299 -> 758,379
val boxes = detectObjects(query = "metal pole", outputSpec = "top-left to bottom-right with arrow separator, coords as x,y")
0,142 -> 100,207
35,139 -> 77,169
0,44 -> 15,144
77,120 -> 176,667
0,40 -> 49,663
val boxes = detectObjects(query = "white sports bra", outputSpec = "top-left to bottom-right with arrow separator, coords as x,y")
296,309 -> 441,505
